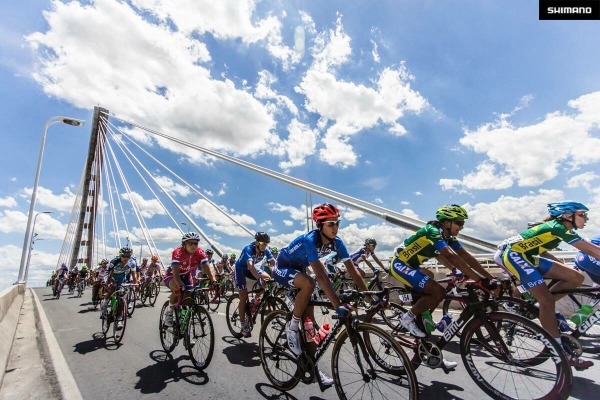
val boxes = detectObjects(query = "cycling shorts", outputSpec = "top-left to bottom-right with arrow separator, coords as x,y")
163,273 -> 192,288
272,265 -> 303,289
234,265 -> 265,290
494,245 -> 553,290
389,258 -> 430,293
112,274 -> 126,286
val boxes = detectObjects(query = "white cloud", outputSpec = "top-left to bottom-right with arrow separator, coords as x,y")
255,70 -> 298,116
185,199 -> 256,237
10,177 -> 17,182
453,91 -> 600,188
283,219 -> 294,226
439,162 -> 514,192
20,186 -> 76,212
154,175 -> 191,197
121,192 -> 165,218
339,205 -> 366,221
275,119 -> 318,171
0,210 -> 66,239
566,171 -> 599,190
373,198 -> 383,204
0,196 -> 17,207
268,202 -> 308,221
415,192 -> 422,196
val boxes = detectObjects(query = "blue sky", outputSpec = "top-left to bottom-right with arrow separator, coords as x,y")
1,1 -> 600,288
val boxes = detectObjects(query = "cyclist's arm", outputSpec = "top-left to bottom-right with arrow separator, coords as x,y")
310,259 -> 342,309
361,255 -> 377,272
437,247 -> 484,281
171,264 -> 184,288
454,247 -> 494,280
343,258 -> 369,292
371,254 -> 386,270
201,261 -> 215,282
246,259 -> 262,280
572,239 -> 600,260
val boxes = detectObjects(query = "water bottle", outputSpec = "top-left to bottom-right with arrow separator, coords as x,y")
570,304 -> 594,325
179,308 -> 188,325
316,323 -> 331,343
436,313 -> 453,333
251,296 -> 261,314
303,318 -> 316,343
422,310 -> 436,333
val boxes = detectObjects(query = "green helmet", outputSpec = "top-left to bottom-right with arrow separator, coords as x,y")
81,264 -> 88,270
230,253 -> 237,259
270,246 -> 278,253
436,204 -> 468,221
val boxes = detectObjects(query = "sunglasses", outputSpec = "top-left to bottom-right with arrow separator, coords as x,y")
121,256 -> 131,259
576,212 -> 589,219
324,220 -> 341,228
453,221 -> 465,227
257,241 -> 269,246
186,241 -> 199,246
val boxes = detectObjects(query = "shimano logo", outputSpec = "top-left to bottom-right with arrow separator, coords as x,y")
540,0 -> 600,20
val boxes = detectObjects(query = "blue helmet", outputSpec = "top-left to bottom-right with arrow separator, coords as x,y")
547,201 -> 589,217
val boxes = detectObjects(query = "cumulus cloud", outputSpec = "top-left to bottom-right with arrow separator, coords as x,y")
268,202 -> 309,221
566,171 -> 599,191
20,185 -> 76,212
121,192 -> 166,218
445,92 -> 600,189
0,210 -> 66,239
185,199 -> 256,237
0,196 -> 17,207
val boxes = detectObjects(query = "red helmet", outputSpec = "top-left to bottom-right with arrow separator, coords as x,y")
312,203 -> 341,223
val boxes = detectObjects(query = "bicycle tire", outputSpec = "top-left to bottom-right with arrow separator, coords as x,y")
139,285 -> 148,306
207,284 -> 220,312
223,279 -> 235,300
258,310 -> 300,391
331,322 -> 418,400
260,296 -> 289,324
101,307 -> 111,336
225,294 -> 244,338
113,297 -> 127,344
149,282 -> 159,307
460,311 -> 572,400
159,301 -> 178,352
126,288 -> 136,318
186,305 -> 215,370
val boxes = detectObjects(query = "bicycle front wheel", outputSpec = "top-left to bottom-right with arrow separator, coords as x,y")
225,294 -> 244,338
259,296 -> 288,324
113,297 -> 127,344
159,301 -> 178,352
331,322 -> 418,400
258,310 -> 299,391
461,311 -> 572,400
126,288 -> 136,317
207,285 -> 220,312
186,305 -> 215,370
149,282 -> 159,306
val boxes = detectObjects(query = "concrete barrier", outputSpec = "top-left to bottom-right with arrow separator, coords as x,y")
0,284 -> 25,388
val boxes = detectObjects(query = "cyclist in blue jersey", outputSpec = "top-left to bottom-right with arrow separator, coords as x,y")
272,203 -> 368,375
574,235 -> 600,286
235,232 -> 275,337
102,246 -> 133,330
349,238 -> 387,277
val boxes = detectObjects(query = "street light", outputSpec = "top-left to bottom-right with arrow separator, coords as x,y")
23,211 -> 52,285
16,116 -> 86,284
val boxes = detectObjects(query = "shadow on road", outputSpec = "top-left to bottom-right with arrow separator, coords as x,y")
571,375 -> 600,399
418,379 -> 466,398
134,350 -> 208,394
73,333 -> 106,355
221,336 -> 261,367
255,383 -> 299,400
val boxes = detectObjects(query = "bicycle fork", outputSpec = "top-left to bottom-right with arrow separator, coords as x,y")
348,323 -> 377,382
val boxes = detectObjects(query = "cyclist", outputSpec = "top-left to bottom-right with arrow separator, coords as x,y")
78,265 -> 89,291
141,255 -> 161,295
103,247 -> 133,330
163,232 -> 214,327
391,205 -> 494,352
266,247 -> 279,275
126,256 -> 139,284
574,235 -> 600,287
495,201 -> 600,369
68,266 -> 79,291
234,232 -> 275,337
272,203 -> 368,384
92,259 -> 109,304
229,253 -> 237,270
54,263 -> 69,294
349,238 -> 387,277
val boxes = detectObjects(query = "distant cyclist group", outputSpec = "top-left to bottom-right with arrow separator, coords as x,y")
49,200 -> 600,399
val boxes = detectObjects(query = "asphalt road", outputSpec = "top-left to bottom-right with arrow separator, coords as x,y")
34,287 -> 599,399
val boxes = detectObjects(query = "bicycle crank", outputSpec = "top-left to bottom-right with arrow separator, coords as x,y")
417,340 -> 443,369
298,354 -> 315,384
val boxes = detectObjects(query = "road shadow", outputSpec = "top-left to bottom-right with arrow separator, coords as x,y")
73,333 -> 105,355
571,375 -> 600,399
221,336 -> 261,367
134,350 -> 208,394
419,379 -> 466,399
255,383 -> 299,400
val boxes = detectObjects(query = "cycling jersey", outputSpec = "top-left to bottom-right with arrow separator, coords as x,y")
349,246 -> 375,265
95,266 -> 108,281
108,257 -> 131,285
574,235 -> 600,284
233,243 -> 274,290
495,219 -> 583,289
273,229 -> 350,289
79,269 -> 89,278
164,247 -> 208,286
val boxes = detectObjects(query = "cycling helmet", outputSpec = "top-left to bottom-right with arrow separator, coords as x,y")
81,265 -> 88,270
436,204 -> 468,221
142,257 -> 148,262
255,231 -> 270,243
119,246 -> 133,257
364,238 -> 377,246
100,258 -> 109,264
270,246 -> 279,253
223,254 -> 229,259
547,201 -> 589,218
151,255 -> 159,261
61,263 -> 66,267
312,203 -> 341,223
230,253 -> 237,259
182,231 -> 201,244
206,249 -> 214,255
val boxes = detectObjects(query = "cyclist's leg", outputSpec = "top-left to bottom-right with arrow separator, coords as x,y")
544,260 -> 586,300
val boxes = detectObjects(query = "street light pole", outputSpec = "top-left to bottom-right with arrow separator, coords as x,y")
16,116 -> 85,284
23,211 -> 52,286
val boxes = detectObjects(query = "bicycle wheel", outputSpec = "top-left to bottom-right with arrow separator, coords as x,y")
555,291 -> 600,337
149,282 -> 159,306
332,323 -> 418,400
260,296 -> 289,324
207,284 -> 220,312
159,301 -> 178,352
126,288 -> 136,317
186,305 -> 215,370
223,279 -> 235,300
113,297 -> 127,344
258,310 -> 300,391
139,285 -> 148,306
101,306 -> 111,336
225,294 -> 244,338
461,311 -> 572,400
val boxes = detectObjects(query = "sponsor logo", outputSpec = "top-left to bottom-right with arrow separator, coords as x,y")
514,237 -> 543,251
443,318 -> 465,341
578,310 -> 600,333
540,0 -> 600,20
508,251 -> 537,276
401,241 -> 422,260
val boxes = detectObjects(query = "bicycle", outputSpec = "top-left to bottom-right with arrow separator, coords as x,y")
158,281 -> 215,370
76,279 -> 84,298
92,282 -> 106,309
225,279 -> 288,338
365,283 -> 572,400
53,277 -> 65,299
101,284 -> 129,344
139,275 -> 160,307
259,288 -> 418,399
124,283 -> 138,317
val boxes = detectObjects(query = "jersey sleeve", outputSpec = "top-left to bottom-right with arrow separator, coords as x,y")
426,225 -> 449,251
335,238 -> 351,261
305,235 -> 321,263
553,224 -> 583,244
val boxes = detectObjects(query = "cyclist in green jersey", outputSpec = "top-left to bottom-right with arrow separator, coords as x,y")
495,201 -> 600,369
391,205 -> 495,340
